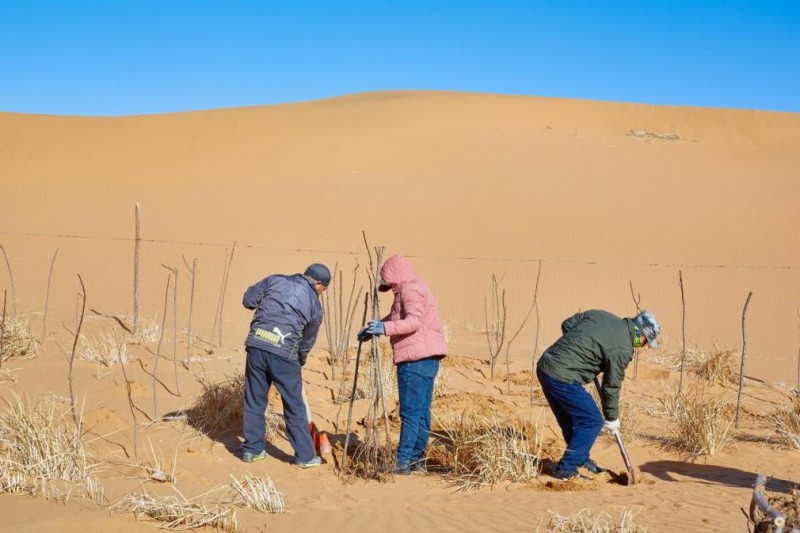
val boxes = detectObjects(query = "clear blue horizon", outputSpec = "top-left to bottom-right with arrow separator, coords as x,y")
1,1 -> 799,116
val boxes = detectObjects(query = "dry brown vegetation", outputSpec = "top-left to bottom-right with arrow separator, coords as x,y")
79,329 -> 129,366
543,507 -> 648,532
0,394 -> 102,502
664,389 -> 735,458
0,315 -> 39,361
428,411 -> 543,491
228,473 -> 285,514
769,394 -> 800,449
111,489 -> 238,531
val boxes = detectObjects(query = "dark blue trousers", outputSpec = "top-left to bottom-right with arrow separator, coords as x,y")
536,366 -> 604,473
396,357 -> 440,466
243,346 -> 315,462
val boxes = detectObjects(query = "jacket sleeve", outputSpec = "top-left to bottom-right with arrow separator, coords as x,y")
560,312 -> 584,335
383,285 -> 425,336
600,350 -> 628,420
243,278 -> 268,310
298,303 -> 323,358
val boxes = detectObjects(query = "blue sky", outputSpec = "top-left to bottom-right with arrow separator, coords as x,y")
1,1 -> 798,116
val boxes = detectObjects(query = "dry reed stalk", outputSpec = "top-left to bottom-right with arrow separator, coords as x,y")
42,247 -> 58,342
769,394 -> 800,449
428,411 -> 543,491
69,275 -> 87,430
0,244 -> 16,315
0,393 -> 102,502
485,274 -> 507,380
504,259 -> 541,394
544,508 -> 647,532
133,202 -> 141,333
112,489 -> 238,531
629,280 -> 642,380
665,389 -> 734,458
183,256 -> 197,364
153,272 -> 171,420
735,291 -> 753,428
162,264 -> 180,395
119,355 -> 138,460
0,315 -> 39,362
228,473 -> 285,514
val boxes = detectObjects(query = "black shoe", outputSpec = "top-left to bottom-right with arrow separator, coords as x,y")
394,463 -> 411,475
552,467 -> 579,480
410,461 -> 426,473
581,459 -> 607,474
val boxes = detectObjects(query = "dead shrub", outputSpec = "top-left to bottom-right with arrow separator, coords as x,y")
125,315 -> 161,345
768,394 -> 800,449
664,390 -> 734,458
428,411 -> 543,491
185,375 -> 285,440
228,473 -> 285,514
687,346 -> 738,385
79,329 -> 129,366
544,507 -> 647,532
0,394 -> 102,502
111,489 -> 237,531
0,315 -> 39,361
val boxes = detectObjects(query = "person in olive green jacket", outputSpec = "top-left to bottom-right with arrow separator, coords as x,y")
536,309 -> 660,480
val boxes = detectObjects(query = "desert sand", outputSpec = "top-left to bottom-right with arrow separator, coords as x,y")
0,91 -> 798,531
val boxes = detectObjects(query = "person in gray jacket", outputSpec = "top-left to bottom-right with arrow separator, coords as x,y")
536,309 -> 660,480
240,263 -> 330,467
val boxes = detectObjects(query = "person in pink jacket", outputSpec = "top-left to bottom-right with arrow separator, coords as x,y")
358,255 -> 448,474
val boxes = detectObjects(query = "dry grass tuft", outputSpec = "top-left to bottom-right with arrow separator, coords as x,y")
185,375 -> 285,440
125,315 -> 162,345
544,508 -> 647,532
0,315 -> 39,361
355,351 -> 396,399
0,394 -> 102,502
617,401 -> 643,444
428,411 -> 543,491
112,489 -> 237,531
433,369 -> 450,398
79,329 -> 129,366
768,394 -> 800,449
228,473 -> 285,513
664,390 -> 734,458
687,346 -> 738,385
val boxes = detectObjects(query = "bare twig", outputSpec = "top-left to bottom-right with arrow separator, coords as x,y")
734,291 -> 753,428
120,344 -> 138,460
162,265 -> 180,395
182,256 -> 197,365
341,292 -> 369,472
528,260 -> 543,405
69,275 -> 87,431
504,259 -> 542,394
0,289 -> 6,369
629,280 -> 642,379
212,242 -> 236,347
153,273 -> 171,420
678,270 -> 687,398
485,275 -> 507,380
0,244 -> 17,315
41,247 -> 59,343
134,203 -> 141,333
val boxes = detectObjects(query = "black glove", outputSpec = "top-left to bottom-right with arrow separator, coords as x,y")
298,353 -> 308,367
357,327 -> 373,342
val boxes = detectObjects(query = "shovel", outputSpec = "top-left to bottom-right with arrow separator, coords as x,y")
593,377 -> 636,485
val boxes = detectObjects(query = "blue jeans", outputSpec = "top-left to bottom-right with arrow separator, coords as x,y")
243,347 -> 316,462
396,357 -> 440,466
536,366 -> 604,473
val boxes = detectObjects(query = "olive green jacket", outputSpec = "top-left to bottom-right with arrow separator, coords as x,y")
537,310 -> 636,420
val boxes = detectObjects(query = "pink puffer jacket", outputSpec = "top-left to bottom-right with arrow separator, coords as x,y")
379,255 -> 448,364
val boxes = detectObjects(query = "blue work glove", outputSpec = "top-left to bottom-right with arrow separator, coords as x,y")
356,327 -> 372,342
365,320 -> 385,336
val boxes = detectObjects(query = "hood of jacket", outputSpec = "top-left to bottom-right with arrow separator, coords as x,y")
379,255 -> 416,293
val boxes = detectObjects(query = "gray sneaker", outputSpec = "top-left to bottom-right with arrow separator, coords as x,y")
296,455 -> 322,469
242,451 -> 266,463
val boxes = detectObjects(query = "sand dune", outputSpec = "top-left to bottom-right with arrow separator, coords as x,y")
0,91 -> 798,531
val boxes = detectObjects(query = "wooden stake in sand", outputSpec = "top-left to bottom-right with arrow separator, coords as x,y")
183,256 -> 197,364
0,244 -> 17,315
153,272 -> 171,420
503,259 -> 541,395
212,242 -> 236,348
41,247 -> 59,343
677,270 -> 687,398
69,275 -> 87,431
341,292 -> 369,471
162,265 -> 180,396
120,345 -> 138,460
735,291 -> 753,428
485,274 -> 507,380
133,203 -> 141,334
